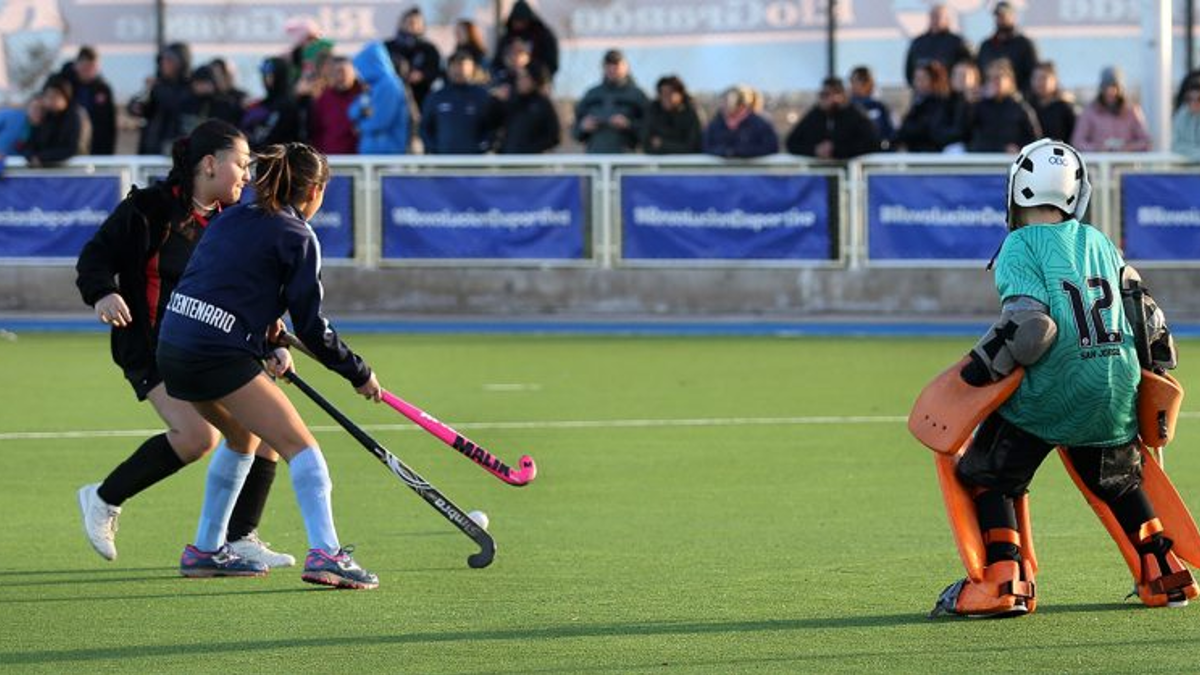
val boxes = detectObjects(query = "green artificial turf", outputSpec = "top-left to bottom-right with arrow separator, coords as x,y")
2,333 -> 1198,673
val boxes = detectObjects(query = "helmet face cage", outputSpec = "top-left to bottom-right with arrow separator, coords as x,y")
1004,139 -> 1092,230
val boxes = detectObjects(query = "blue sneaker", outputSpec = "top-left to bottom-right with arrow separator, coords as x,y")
180,543 -> 268,578
301,546 -> 379,590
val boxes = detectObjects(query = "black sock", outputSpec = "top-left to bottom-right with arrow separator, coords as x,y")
975,490 -> 1021,563
97,433 -> 186,506
226,455 -> 277,542
1109,489 -> 1156,534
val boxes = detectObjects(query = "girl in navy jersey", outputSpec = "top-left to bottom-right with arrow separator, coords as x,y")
75,119 -> 294,569
157,142 -> 381,588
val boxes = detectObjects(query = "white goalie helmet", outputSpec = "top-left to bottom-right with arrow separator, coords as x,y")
1005,138 -> 1092,230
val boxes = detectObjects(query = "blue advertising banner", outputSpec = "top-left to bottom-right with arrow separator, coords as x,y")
381,175 -> 586,260
239,174 -> 354,259
0,174 -> 121,258
867,173 -> 1008,262
620,174 -> 833,261
1121,173 -> 1200,261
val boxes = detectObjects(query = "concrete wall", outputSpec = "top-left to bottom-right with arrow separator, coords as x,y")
10,264 -> 1200,321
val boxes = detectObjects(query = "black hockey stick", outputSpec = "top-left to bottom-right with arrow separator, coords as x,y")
278,331 -> 536,486
283,370 -> 495,569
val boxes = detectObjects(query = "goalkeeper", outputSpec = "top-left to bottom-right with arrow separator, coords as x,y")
922,139 -> 1199,618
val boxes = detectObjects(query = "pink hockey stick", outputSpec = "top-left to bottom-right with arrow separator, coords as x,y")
278,331 -> 537,486
380,391 -> 537,487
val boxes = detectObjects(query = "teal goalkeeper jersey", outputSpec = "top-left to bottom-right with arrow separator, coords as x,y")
992,219 -> 1140,447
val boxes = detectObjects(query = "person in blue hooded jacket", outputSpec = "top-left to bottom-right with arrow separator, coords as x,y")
349,42 -> 409,154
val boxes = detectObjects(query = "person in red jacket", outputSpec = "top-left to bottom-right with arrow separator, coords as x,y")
308,56 -> 363,155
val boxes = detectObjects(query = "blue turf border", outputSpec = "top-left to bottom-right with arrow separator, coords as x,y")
7,316 -> 1200,338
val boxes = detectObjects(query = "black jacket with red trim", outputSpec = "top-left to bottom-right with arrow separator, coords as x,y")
75,182 -> 196,373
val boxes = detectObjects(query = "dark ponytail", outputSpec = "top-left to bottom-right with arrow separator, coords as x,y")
165,119 -> 246,207
252,142 -> 330,214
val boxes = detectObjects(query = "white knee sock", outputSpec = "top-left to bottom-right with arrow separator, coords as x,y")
193,442 -> 254,551
289,447 -> 340,553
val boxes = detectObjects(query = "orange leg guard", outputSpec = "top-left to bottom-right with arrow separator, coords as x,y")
951,560 -> 1037,617
910,358 -> 1023,455
932,448 -> 1037,617
1058,449 -> 1200,607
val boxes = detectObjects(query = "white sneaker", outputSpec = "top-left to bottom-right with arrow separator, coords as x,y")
77,483 -> 120,561
226,531 -> 296,568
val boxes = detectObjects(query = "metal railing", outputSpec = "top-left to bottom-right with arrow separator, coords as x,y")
4,151 -> 1196,269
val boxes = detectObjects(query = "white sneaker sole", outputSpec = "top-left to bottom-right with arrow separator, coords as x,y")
77,486 -> 117,561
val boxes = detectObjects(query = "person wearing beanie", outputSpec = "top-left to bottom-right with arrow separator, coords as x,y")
495,0 -> 558,77
1071,65 -> 1151,152
573,49 -> 649,153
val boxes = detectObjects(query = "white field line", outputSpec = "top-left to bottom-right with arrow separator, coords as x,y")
0,414 -> 905,441
5,411 -> 1200,441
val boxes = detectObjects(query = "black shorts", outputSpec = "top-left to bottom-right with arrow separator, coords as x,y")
959,412 -> 1142,501
123,362 -> 163,402
156,342 -> 264,402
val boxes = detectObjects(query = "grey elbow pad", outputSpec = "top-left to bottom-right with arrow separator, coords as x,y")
1006,309 -> 1057,365
970,297 -> 1057,380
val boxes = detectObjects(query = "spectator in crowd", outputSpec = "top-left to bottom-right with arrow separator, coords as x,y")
490,38 -> 532,101
496,0 -> 558,77
386,7 -> 442,111
904,4 -> 971,87
849,65 -> 894,148
180,65 -> 243,133
951,58 -> 982,105
1029,61 -> 1077,142
966,58 -> 1040,153
497,63 -> 560,154
24,74 -> 91,167
294,38 -> 335,102
455,19 -> 490,73
129,41 -> 191,155
1172,82 -> 1200,160
58,46 -> 116,155
208,58 -> 249,112
309,56 -> 363,155
240,56 -> 305,151
703,85 -> 777,158
1071,66 -> 1151,153
420,50 -> 499,154
642,75 -> 703,155
786,77 -> 880,159
977,1 -> 1038,96
895,61 -> 958,152
1174,69 -> 1200,111
283,17 -> 323,85
572,50 -> 649,154
349,41 -> 410,154
941,58 -> 982,152
0,97 -> 37,163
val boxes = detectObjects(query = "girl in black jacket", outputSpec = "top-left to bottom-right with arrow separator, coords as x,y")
74,120 -> 293,570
